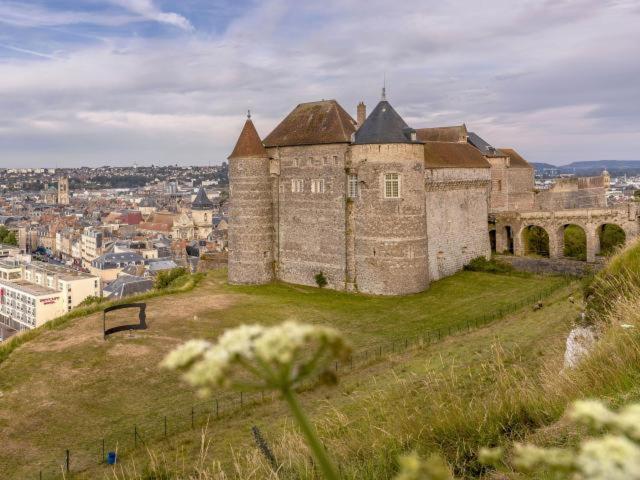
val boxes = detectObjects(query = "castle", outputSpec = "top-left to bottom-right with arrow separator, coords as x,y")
226,93 -> 607,295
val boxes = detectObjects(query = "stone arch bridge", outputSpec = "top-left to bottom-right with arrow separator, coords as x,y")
491,203 -> 640,262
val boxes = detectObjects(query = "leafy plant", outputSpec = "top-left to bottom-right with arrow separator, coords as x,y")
314,271 -> 328,288
0,226 -> 17,246
154,267 -> 188,289
464,256 -> 514,274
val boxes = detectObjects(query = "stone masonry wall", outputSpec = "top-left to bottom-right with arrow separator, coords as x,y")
228,155 -> 274,284
267,144 -> 350,290
507,167 -> 535,211
425,168 -> 492,281
487,157 -> 509,212
350,143 -> 429,295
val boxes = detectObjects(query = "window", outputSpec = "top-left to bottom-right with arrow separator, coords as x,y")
311,179 -> 325,194
291,179 -> 304,193
333,155 -> 339,165
293,158 -> 299,167
323,156 -> 329,166
348,174 -> 359,198
384,173 -> 400,198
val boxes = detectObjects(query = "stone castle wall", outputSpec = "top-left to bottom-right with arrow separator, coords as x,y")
227,155 -> 274,284
267,144 -> 350,290
230,143 -> 494,295
350,143 -> 429,295
534,175 -> 608,210
487,157 -> 509,212
425,168 -> 492,281
507,168 -> 535,211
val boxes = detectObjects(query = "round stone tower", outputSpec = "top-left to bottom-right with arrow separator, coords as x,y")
227,113 -> 274,284
350,95 -> 429,295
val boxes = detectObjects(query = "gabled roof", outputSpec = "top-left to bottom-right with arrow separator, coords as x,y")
228,118 -> 268,159
263,100 -> 357,147
424,142 -> 490,169
353,100 -> 420,145
191,187 -> 214,210
498,148 -> 533,169
467,132 -> 505,157
415,125 -> 468,143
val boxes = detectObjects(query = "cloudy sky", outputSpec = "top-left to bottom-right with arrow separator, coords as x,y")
0,0 -> 639,168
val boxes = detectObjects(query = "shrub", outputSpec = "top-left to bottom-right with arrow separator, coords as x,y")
154,267 -> 188,289
314,271 -> 328,288
464,256 -> 514,274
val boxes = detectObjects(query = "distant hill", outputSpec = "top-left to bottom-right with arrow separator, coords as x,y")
532,160 -> 640,176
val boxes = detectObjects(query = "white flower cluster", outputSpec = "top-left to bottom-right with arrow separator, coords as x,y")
162,321 -> 350,395
509,399 -> 640,480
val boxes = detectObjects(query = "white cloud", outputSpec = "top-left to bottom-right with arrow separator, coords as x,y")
0,0 -> 639,167
108,0 -> 194,30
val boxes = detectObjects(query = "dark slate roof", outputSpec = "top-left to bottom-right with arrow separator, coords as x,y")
467,132 -> 505,157
498,148 -> 533,169
139,197 -> 156,208
104,275 -> 153,299
191,187 -> 214,210
228,118 -> 268,159
263,100 -> 357,147
353,100 -> 420,145
415,125 -> 468,143
424,142 -> 491,169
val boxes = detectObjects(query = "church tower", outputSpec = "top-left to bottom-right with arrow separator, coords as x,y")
227,113 -> 274,284
57,177 -> 70,205
191,186 -> 215,239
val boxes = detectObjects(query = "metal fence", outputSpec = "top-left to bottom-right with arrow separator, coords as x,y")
25,280 -> 570,479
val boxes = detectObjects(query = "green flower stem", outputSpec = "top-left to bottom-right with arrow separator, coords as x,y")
282,387 -> 340,480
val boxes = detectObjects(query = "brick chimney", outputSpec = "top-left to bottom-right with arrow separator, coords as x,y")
357,101 -> 366,127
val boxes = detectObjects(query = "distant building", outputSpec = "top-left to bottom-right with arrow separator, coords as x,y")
0,258 -> 100,334
57,177 -> 70,205
90,252 -> 145,283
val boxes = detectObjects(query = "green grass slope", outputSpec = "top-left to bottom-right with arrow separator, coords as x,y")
0,269 -> 567,479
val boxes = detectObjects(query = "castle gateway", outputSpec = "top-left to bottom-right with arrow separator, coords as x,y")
227,94 -> 497,296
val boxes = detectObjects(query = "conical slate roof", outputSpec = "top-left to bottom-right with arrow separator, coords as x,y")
353,100 -> 419,145
228,118 -> 267,159
191,187 -> 214,210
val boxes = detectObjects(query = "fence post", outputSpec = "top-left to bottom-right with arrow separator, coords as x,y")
240,392 -> 243,408
102,438 -> 105,463
134,425 -> 137,447
216,399 -> 219,418
65,449 -> 70,473
164,416 -> 167,437
335,361 -> 338,372
191,407 -> 195,429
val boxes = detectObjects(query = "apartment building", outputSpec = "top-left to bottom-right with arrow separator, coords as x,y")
81,228 -> 104,267
0,258 -> 100,333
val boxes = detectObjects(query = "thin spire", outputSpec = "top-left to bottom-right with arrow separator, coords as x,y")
247,109 -> 251,119
381,72 -> 387,100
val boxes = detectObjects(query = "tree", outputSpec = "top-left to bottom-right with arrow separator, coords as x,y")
563,225 -> 586,261
0,226 -> 18,246
599,224 -> 626,256
523,226 -> 549,257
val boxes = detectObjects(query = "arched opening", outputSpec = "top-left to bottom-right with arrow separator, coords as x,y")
489,229 -> 497,253
562,224 -> 587,261
598,224 -> 626,256
522,225 -> 550,257
505,226 -> 514,254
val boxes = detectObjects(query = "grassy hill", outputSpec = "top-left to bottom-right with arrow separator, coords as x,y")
0,268 -> 571,479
